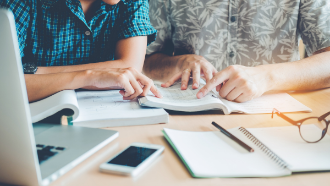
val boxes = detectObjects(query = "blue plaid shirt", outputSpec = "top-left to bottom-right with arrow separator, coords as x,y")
0,0 -> 157,66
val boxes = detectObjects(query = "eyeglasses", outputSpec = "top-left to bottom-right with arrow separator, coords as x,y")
271,108 -> 330,143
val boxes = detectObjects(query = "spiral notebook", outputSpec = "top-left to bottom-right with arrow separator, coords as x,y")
163,125 -> 330,178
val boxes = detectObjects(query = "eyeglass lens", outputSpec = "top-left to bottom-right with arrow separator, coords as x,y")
299,118 -> 328,142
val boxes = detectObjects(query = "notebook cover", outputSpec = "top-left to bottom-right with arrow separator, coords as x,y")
162,130 -> 202,178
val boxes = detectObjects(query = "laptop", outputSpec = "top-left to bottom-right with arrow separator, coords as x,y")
0,9 -> 119,186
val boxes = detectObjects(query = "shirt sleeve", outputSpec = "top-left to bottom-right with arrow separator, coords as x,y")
146,0 -> 173,56
117,0 -> 157,46
298,1 -> 330,56
0,0 -> 32,58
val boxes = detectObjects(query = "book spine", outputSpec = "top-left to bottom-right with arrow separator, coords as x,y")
238,127 -> 289,169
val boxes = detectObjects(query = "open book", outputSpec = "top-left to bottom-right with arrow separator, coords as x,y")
29,90 -> 169,128
163,125 -> 330,178
139,81 -> 312,114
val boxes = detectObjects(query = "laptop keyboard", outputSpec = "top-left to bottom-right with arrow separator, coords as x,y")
36,144 -> 66,164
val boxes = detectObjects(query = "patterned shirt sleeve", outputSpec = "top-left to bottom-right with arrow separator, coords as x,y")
298,0 -> 330,56
117,0 -> 157,45
146,0 -> 173,55
0,0 -> 32,58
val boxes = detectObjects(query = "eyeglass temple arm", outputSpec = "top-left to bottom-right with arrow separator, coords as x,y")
318,111 -> 330,121
272,109 -> 298,126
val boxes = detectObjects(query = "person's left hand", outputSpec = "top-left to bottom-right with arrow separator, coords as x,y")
160,55 -> 217,90
196,65 -> 270,102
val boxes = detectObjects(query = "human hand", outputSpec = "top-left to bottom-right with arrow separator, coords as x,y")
84,67 -> 162,100
161,55 -> 217,90
196,65 -> 269,102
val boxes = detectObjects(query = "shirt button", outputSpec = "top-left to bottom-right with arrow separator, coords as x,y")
229,51 -> 235,58
85,31 -> 91,36
231,16 -> 236,22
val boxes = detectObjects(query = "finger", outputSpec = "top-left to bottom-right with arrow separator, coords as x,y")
139,80 -> 152,97
192,66 -> 201,89
119,76 -> 135,97
202,66 -> 214,83
235,83 -> 258,103
181,68 -> 191,90
139,78 -> 162,98
161,72 -> 182,88
216,83 -> 222,92
234,93 -> 253,103
150,84 -> 162,98
119,90 -> 125,96
138,81 -> 144,88
218,78 -> 237,98
196,71 -> 230,99
225,87 -> 243,101
129,71 -> 163,98
213,68 -> 218,75
135,76 -> 152,97
125,77 -> 143,99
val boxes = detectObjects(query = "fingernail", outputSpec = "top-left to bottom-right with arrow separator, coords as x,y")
197,92 -> 204,98
193,83 -> 198,87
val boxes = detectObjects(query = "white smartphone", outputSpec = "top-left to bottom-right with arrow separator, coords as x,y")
100,143 -> 164,177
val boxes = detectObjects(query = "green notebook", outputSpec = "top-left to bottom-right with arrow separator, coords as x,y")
162,130 -> 197,178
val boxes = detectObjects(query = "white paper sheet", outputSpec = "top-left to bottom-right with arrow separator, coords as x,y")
222,92 -> 312,114
29,90 -> 79,122
247,125 -> 330,172
73,90 -> 168,126
153,81 -> 216,103
164,128 -> 291,177
141,80 -> 311,114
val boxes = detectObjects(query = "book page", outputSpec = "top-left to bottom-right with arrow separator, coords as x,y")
29,90 -> 79,122
141,81 -> 226,112
246,125 -> 330,172
154,81 -> 215,103
142,81 -> 310,114
74,90 -> 167,122
221,92 -> 312,114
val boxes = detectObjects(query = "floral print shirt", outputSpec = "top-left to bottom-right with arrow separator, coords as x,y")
147,0 -> 330,71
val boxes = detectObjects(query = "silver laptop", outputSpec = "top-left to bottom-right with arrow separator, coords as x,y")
0,9 -> 119,186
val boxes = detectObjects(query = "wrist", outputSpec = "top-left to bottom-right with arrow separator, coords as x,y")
23,63 -> 38,74
35,66 -> 63,74
67,70 -> 93,89
256,65 -> 276,92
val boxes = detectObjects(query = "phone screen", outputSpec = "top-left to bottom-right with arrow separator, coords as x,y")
108,146 -> 157,167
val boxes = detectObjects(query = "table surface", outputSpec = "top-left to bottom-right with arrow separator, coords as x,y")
52,88 -> 330,186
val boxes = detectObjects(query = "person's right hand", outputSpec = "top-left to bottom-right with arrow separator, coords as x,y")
161,54 -> 217,90
83,67 -> 162,100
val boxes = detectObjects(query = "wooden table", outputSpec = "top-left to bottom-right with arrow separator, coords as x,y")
53,88 -> 330,186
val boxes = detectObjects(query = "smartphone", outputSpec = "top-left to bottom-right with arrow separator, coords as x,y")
100,143 -> 164,176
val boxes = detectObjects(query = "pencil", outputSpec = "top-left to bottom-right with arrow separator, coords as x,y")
211,121 -> 254,153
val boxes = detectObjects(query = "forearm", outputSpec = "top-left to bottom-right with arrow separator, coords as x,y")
36,59 -> 141,74
26,67 -> 162,103
261,51 -> 330,91
197,48 -> 330,102
143,53 -> 184,81
25,71 -> 88,102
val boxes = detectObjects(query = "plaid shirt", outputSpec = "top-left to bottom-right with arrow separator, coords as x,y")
0,0 -> 156,66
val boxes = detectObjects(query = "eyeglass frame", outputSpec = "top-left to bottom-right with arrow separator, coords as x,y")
271,108 -> 330,143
